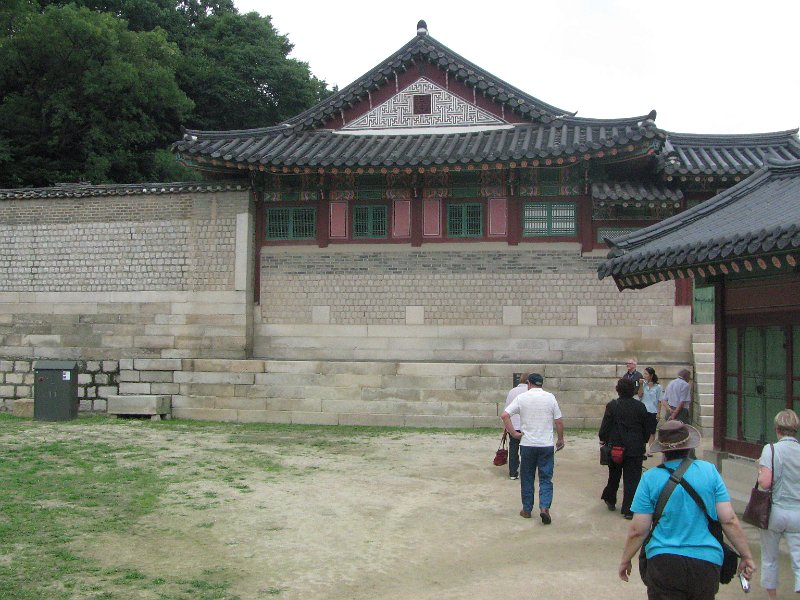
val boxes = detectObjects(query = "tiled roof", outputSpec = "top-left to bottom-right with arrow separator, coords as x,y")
659,130 -> 800,177
0,182 -> 247,200
175,114 -> 663,170
591,182 -> 683,203
597,159 -> 800,286
275,30 -> 574,133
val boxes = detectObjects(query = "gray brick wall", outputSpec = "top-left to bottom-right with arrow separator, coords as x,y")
0,192 -> 242,291
260,248 -> 675,326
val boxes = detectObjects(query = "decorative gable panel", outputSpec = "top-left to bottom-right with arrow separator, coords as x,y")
343,78 -> 505,130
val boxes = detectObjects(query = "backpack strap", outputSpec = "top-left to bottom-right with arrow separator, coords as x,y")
641,458 -> 694,554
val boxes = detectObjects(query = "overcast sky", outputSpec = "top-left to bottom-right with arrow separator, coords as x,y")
234,0 -> 798,135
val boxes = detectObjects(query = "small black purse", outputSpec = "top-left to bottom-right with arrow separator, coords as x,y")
600,443 -> 611,465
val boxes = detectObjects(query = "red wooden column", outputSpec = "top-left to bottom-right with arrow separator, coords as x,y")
578,196 -> 593,253
411,198 -> 423,247
317,195 -> 329,248
675,278 -> 692,305
507,197 -> 522,245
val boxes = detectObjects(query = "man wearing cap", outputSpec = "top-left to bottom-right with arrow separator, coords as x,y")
617,420 -> 755,598
501,373 -> 565,525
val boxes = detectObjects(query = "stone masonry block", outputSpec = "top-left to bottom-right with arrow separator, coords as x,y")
322,361 -> 396,376
577,305 -> 597,326
330,373 -> 384,388
361,388 -> 423,402
312,305 -> 331,324
382,374 -> 455,390
139,371 -> 174,383
97,385 -> 119,398
118,382 -> 151,395
12,399 -> 34,418
119,370 -> 140,382
545,364 -> 616,378
190,359 -> 265,373
338,413 -> 404,427
455,376 -> 506,391
133,358 -> 182,371
265,398 -> 322,412
172,407 -> 238,421
396,363 -> 480,377
405,415 -> 474,428
107,395 -> 170,416
237,410 -> 292,424
405,306 -> 424,325
265,360 -> 323,374
173,372 -> 255,385
502,305 -> 521,326
215,397 -> 267,411
291,411 -> 340,426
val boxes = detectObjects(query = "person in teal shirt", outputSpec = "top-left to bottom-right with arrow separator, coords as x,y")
617,421 -> 755,599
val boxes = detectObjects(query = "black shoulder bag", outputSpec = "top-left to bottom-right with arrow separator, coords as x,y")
638,458 -> 739,585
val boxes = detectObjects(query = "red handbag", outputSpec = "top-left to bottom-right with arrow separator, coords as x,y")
610,445 -> 625,464
493,431 -> 509,466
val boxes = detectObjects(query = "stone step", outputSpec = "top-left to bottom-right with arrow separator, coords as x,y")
692,342 -> 715,354
108,395 -> 171,420
692,352 -> 714,364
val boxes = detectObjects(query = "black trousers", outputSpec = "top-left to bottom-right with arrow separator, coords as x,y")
508,431 -> 521,477
644,553 -> 720,600
600,454 -> 643,515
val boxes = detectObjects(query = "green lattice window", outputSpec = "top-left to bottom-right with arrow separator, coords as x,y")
352,205 -> 387,239
523,202 -> 576,236
266,206 -> 316,240
447,203 -> 483,237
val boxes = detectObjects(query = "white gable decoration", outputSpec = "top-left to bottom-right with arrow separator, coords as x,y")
342,78 -> 506,130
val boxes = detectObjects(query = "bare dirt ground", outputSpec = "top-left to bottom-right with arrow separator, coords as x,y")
18,422 -> 794,599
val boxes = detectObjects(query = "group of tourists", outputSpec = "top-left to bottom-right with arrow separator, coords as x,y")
500,360 -> 800,599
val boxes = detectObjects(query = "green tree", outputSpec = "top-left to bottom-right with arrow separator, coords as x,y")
178,11 -> 329,130
0,4 -> 193,186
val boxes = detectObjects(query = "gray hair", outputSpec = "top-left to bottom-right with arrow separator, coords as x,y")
775,409 -> 800,435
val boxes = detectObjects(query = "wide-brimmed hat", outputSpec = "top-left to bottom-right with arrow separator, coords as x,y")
650,420 -> 702,453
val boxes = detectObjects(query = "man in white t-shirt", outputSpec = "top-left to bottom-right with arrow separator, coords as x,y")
501,373 -> 565,525
503,373 -> 529,480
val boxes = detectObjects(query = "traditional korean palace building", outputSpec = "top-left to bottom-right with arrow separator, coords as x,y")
1,21 -> 799,443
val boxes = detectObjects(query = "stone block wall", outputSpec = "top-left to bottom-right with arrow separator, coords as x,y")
256,243 -> 683,363
0,185 -> 254,363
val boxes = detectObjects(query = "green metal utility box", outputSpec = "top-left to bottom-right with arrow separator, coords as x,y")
34,360 -> 79,421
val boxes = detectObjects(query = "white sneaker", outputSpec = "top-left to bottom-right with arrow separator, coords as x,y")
509,475 -> 519,480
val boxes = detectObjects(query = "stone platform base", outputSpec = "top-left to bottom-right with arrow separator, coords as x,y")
108,395 -> 171,421
12,398 -> 34,418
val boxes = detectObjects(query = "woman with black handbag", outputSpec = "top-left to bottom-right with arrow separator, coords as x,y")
599,377 -> 649,519
758,409 -> 800,599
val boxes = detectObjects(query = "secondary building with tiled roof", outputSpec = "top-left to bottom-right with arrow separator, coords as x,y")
598,159 -> 800,458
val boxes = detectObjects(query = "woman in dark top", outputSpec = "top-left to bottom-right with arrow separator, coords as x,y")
599,377 -> 650,519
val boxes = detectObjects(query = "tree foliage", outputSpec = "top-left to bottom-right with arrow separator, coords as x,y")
0,1 -> 331,186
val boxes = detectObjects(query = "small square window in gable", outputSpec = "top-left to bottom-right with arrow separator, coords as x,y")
413,94 -> 432,115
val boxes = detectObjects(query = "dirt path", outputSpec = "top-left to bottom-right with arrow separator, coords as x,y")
28,423 -> 785,599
